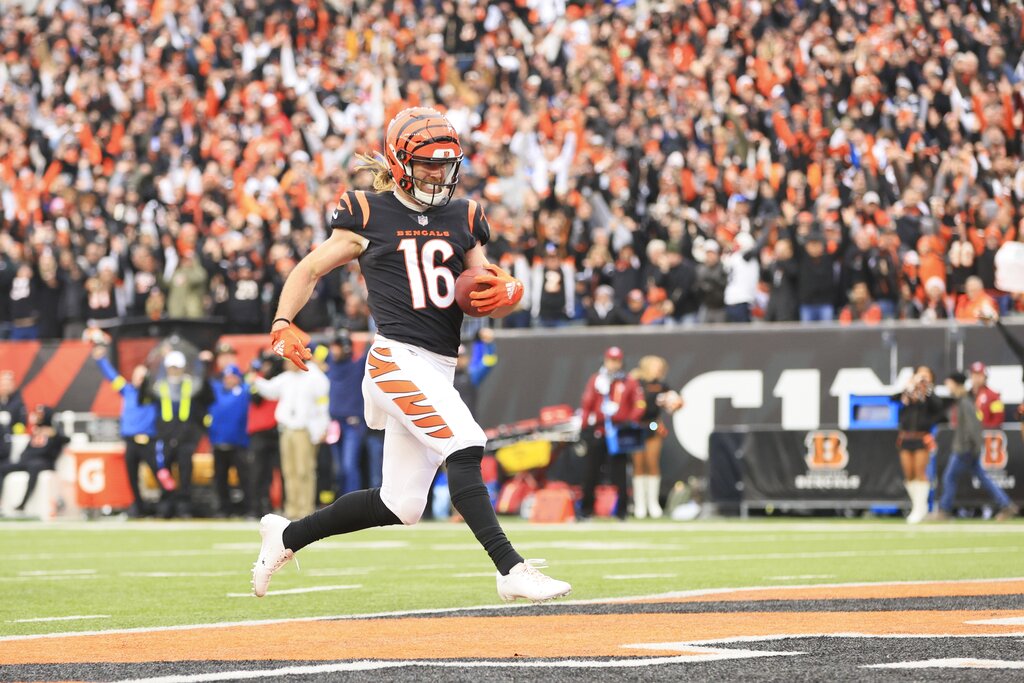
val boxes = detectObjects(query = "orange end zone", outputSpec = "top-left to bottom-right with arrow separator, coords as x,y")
3,580 -> 1023,666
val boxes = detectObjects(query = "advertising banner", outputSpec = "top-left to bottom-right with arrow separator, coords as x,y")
710,427 -> 1024,512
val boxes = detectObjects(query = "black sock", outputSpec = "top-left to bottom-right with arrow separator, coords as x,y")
447,446 -> 523,575
282,488 -> 401,553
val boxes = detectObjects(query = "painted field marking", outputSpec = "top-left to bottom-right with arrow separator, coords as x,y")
866,658 -> 1024,669
8,615 -> 111,624
562,545 -> 1021,567
965,617 -> 1024,625
18,569 -> 97,576
766,574 -> 836,581
305,568 -> 371,577
213,541 -> 408,552
605,574 -> 679,580
226,584 -> 361,598
452,572 -> 494,578
3,576 -> 1022,643
121,572 -> 241,578
0,575 -> 101,582
431,541 -> 688,552
109,650 -> 804,683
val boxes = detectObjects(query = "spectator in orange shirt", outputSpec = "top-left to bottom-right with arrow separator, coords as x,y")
955,276 -> 998,323
838,282 -> 883,325
916,236 -> 946,296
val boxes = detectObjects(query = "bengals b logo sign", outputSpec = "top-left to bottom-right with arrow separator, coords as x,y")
804,430 -> 850,470
981,431 -> 1009,471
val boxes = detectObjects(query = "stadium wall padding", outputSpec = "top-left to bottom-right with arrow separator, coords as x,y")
479,322 -> 1024,484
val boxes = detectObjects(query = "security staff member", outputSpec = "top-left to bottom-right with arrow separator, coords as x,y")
92,343 -> 167,517
144,348 -> 214,518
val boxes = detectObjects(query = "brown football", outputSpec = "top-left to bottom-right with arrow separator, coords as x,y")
454,266 -> 491,317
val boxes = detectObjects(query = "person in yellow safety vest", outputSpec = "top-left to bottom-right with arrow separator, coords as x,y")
143,348 -> 214,518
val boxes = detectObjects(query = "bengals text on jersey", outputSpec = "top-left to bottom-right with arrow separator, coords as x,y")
330,189 -> 490,357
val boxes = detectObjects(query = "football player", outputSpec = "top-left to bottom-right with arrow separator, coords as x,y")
253,107 -> 571,602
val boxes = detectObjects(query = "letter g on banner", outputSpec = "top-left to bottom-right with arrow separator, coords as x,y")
78,458 -> 105,495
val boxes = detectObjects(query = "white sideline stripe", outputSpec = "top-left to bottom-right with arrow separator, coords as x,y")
674,632 -> 1024,646
562,545 -> 1020,567
18,569 -> 97,576
122,572 -> 242,578
213,541 -> 408,551
109,649 -> 802,683
226,585 -> 361,598
8,615 -> 110,624
8,549 -> 249,561
304,568 -> 371,577
4,576 -> 1024,643
966,617 -> 1024,625
766,574 -> 836,581
452,572 -> 494,578
432,542 -> 688,552
866,658 -> 1024,669
606,574 -> 678,580
0,575 -> 101,582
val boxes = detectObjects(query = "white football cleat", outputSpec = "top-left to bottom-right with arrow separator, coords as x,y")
252,514 -> 295,597
496,559 -> 572,602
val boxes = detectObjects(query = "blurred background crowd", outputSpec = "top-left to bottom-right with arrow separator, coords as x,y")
1,0 -> 1024,340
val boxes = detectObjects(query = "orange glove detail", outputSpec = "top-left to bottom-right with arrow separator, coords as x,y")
271,322 -> 312,371
470,263 -> 524,314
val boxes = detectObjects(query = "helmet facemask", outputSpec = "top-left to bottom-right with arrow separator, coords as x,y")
395,151 -> 462,208
385,107 -> 464,209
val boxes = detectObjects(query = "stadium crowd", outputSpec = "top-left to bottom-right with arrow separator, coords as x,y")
1,0 -> 1023,339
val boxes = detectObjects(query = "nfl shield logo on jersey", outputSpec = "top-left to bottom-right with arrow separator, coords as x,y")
417,215 -> 429,226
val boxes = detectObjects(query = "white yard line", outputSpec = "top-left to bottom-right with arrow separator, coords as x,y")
605,574 -> 679,580
109,648 -> 802,683
18,569 -> 96,576
121,572 -> 242,578
8,615 -> 110,624
866,658 -> 1024,669
0,575 -> 100,582
765,574 -> 837,581
965,617 -> 1024,625
226,585 -> 361,598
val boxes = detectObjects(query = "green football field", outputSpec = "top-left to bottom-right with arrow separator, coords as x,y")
2,518 -> 1023,638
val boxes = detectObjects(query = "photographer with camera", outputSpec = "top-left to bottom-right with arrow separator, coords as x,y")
895,365 -> 946,524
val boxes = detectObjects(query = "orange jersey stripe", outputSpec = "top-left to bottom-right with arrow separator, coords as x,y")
467,199 -> 478,236
392,392 -> 435,416
368,354 -> 399,379
376,379 -> 419,394
354,191 -> 370,229
413,415 -> 448,429
427,426 -> 454,439
341,193 -> 354,214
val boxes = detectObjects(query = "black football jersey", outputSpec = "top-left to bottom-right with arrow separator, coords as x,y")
330,190 -> 490,357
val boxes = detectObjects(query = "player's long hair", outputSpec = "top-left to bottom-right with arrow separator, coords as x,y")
354,152 -> 395,192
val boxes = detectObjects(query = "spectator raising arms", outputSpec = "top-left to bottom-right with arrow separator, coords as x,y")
2,2 -> 1024,334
